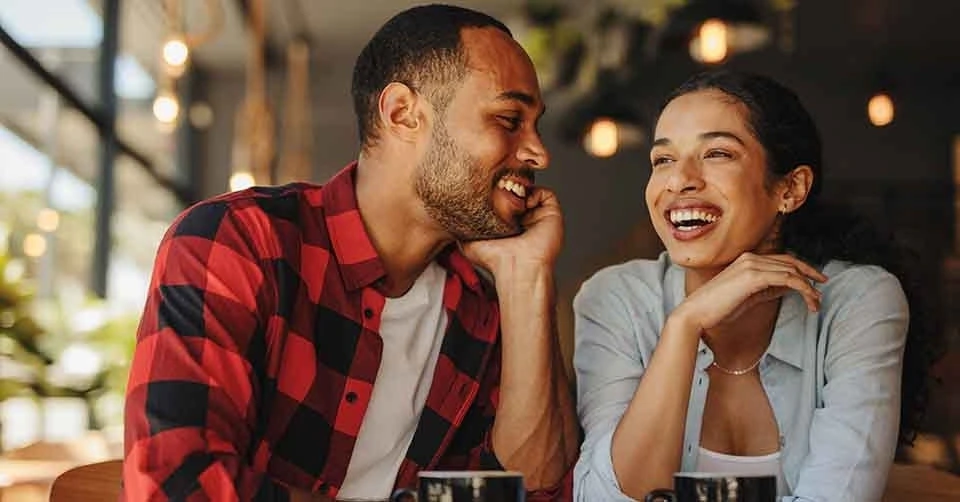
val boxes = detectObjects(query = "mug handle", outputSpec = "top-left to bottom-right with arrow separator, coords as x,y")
391,488 -> 418,502
644,488 -> 676,502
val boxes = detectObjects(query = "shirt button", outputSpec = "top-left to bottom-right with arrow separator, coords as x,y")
345,391 -> 358,403
697,377 -> 703,386
363,308 -> 374,319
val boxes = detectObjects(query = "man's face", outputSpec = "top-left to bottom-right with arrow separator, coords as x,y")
415,27 -> 549,241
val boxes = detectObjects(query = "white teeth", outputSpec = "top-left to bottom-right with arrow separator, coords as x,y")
497,178 -> 527,198
669,209 -> 719,225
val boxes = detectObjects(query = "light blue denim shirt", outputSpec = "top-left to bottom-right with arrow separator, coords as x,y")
573,253 -> 908,502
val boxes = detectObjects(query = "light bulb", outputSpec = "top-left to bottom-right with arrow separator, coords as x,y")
162,36 -> 190,73
867,92 -> 894,127
23,233 -> 47,258
37,208 -> 60,232
230,172 -> 256,191
698,19 -> 728,64
153,91 -> 180,124
584,118 -> 619,158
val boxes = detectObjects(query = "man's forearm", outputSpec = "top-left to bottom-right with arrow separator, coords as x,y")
490,261 -> 579,489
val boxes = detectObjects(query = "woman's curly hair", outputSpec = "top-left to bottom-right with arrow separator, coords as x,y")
663,70 -> 946,445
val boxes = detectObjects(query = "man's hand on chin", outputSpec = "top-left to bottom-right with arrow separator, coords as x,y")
460,187 -> 563,279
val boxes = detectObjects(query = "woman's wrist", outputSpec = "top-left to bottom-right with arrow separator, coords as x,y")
665,306 -> 704,341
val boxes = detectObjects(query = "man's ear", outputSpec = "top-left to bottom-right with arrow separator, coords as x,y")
377,82 -> 426,142
779,165 -> 814,214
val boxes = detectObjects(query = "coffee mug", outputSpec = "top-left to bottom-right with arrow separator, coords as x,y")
401,470 -> 525,502
644,473 -> 777,502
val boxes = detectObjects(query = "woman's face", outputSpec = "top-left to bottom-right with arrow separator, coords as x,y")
646,89 -> 785,269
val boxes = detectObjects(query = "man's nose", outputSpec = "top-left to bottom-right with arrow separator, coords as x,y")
516,131 -> 549,170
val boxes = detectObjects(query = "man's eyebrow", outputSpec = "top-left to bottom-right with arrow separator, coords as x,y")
496,90 -> 546,117
497,90 -> 536,105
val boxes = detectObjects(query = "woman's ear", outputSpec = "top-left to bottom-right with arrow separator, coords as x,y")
779,165 -> 814,214
378,82 -> 426,142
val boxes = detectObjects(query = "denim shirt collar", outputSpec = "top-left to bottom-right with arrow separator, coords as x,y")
665,257 -> 807,370
767,292 -> 806,369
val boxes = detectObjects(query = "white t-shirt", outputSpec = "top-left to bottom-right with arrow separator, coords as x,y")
696,446 -> 788,496
337,262 -> 448,500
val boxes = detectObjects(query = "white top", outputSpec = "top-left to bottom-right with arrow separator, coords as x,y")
695,447 -> 788,496
573,252 -> 909,502
338,262 -> 448,500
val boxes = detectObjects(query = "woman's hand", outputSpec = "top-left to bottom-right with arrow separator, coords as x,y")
672,252 -> 828,333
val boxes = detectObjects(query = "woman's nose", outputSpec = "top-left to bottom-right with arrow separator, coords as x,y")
666,159 -> 705,193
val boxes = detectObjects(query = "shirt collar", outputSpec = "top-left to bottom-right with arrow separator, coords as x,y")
766,292 -> 806,369
665,254 -> 805,370
436,247 -> 485,295
321,161 -> 485,295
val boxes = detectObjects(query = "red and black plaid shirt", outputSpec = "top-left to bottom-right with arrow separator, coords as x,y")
123,163 -> 569,501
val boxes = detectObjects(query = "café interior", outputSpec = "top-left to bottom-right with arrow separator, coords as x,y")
0,0 -> 958,500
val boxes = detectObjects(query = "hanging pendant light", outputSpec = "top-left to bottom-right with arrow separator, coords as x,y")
867,92 -> 895,127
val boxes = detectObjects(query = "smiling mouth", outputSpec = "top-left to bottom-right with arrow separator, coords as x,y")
667,208 -> 721,232
496,176 -> 530,199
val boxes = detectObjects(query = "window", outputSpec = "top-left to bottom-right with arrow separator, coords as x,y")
0,0 -> 105,105
0,0 -> 192,452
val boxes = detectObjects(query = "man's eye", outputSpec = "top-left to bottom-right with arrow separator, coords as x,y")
497,116 -> 521,131
652,156 -> 673,166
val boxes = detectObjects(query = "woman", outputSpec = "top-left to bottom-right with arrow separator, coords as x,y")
572,71 -> 939,501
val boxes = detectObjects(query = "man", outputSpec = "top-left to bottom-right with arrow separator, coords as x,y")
122,4 -> 578,501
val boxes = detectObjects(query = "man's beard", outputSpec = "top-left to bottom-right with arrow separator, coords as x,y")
415,122 -> 521,241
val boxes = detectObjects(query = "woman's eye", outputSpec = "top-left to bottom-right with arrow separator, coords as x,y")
705,149 -> 732,159
652,156 -> 673,166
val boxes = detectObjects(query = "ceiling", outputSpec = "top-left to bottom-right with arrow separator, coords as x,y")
187,0 -> 960,76
191,0 -> 523,70
3,0 -> 957,206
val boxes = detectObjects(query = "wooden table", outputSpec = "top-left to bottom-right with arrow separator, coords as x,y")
883,463 -> 960,502
0,459 -> 78,502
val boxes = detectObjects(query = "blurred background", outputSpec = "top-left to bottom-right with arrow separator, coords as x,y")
0,0 -> 957,499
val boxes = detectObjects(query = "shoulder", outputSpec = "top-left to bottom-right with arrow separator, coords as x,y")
167,183 -> 326,249
575,253 -> 673,311
820,261 -> 907,311
821,261 -> 906,306
178,182 -> 323,222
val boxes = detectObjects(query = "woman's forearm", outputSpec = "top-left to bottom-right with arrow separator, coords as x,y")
610,312 -> 701,499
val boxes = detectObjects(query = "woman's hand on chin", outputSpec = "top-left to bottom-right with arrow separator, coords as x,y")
671,252 -> 828,333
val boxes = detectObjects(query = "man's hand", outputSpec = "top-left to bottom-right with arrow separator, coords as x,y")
461,187 -> 578,489
460,187 -> 564,277
288,486 -> 332,501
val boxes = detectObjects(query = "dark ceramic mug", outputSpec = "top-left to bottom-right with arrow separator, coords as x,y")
644,473 -> 777,502
392,470 -> 524,502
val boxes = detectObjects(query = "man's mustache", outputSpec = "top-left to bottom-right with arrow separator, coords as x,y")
494,167 -> 535,184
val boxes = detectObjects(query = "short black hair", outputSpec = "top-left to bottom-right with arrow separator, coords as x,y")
351,4 -> 512,148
